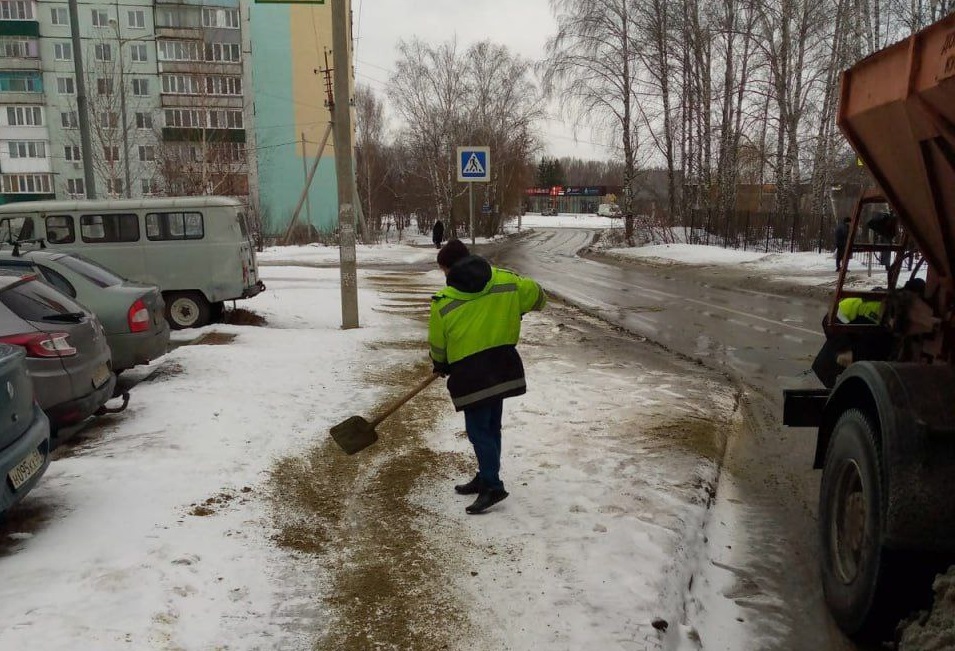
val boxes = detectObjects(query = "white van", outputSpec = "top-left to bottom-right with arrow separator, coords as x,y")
0,197 -> 264,329
597,203 -> 622,218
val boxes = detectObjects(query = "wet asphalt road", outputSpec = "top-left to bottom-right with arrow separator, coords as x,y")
488,229 -> 859,651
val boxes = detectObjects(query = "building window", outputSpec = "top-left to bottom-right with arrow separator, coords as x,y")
1,174 -> 52,194
138,145 -> 154,162
131,78 -> 148,96
162,74 -> 198,95
0,72 -> 42,93
127,9 -> 145,28
53,42 -> 72,61
202,8 -> 239,29
157,40 -> 202,62
209,109 -> 242,129
0,38 -> 36,59
50,7 -> 68,25
164,108 -> 203,128
94,43 -> 112,62
207,75 -> 242,96
141,178 -> 160,195
60,111 -> 77,128
0,1 -> 34,20
103,146 -> 119,162
135,112 -> 152,129
81,213 -> 139,242
205,42 -> 240,63
56,76 -> 75,94
8,141 -> 46,159
91,9 -> 109,27
64,145 -> 80,161
156,7 -> 199,29
99,111 -> 118,129
67,178 -> 86,196
130,43 -> 147,62
97,77 -> 113,95
103,179 -> 124,197
7,106 -> 42,126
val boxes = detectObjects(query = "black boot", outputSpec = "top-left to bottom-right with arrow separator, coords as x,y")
454,473 -> 482,495
465,488 -> 509,514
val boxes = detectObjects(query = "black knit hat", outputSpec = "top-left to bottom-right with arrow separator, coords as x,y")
437,239 -> 470,268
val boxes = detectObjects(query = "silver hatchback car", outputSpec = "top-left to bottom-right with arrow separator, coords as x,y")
0,251 -> 169,373
0,273 -> 115,435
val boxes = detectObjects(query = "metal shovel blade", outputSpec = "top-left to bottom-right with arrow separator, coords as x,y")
330,415 -> 379,455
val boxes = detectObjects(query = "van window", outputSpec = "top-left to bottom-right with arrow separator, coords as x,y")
45,215 -> 75,244
237,212 -> 249,239
0,217 -> 31,242
145,212 -> 204,241
80,213 -> 140,243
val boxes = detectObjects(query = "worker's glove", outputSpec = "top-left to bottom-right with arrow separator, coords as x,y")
432,361 -> 451,377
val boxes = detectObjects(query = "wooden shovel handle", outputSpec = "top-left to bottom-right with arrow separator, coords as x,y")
370,372 -> 440,428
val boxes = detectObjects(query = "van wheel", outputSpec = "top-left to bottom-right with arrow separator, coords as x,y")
165,292 -> 211,330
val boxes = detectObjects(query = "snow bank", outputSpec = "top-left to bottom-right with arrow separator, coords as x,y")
513,212 -> 619,230
899,568 -> 955,651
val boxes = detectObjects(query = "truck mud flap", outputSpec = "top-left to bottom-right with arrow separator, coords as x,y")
783,389 -> 830,427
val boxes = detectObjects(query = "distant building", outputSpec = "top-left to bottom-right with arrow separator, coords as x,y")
250,0 -> 349,235
0,0 -> 257,204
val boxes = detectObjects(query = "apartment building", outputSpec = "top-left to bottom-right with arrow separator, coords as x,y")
0,0 -> 257,204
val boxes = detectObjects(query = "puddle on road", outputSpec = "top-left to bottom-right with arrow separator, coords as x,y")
268,359 -> 474,651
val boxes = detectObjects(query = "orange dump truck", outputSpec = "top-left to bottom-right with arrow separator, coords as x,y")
783,13 -> 955,638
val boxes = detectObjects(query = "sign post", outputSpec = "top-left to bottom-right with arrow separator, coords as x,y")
457,146 -> 490,245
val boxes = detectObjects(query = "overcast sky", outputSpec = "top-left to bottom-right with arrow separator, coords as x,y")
353,0 -> 615,163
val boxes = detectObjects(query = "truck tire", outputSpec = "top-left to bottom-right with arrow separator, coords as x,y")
819,408 -> 899,638
165,292 -> 211,330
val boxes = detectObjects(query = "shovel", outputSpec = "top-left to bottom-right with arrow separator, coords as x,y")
330,373 -> 440,455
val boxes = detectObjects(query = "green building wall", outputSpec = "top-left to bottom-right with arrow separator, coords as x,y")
250,5 -> 338,236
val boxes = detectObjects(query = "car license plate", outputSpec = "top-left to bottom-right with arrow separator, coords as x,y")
92,363 -> 110,389
8,448 -> 43,490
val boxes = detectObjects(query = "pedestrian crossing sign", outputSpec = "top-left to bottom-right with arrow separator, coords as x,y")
457,146 -> 490,182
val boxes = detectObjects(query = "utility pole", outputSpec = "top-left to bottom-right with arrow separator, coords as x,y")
331,0 -> 359,329
109,14 -> 132,198
68,0 -> 96,199
301,132 -> 312,226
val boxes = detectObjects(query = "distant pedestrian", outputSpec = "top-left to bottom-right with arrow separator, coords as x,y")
429,239 -> 547,514
432,219 -> 444,249
834,217 -> 850,272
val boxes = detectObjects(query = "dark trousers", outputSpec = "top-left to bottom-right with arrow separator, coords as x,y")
836,244 -> 846,270
464,399 -> 505,491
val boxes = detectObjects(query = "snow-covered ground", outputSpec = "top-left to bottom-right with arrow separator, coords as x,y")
0,254 -> 740,650
601,242 -> 924,290
512,213 -> 619,230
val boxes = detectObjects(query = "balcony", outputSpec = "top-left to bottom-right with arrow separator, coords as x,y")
0,57 -> 39,71
0,22 -> 39,39
158,61 -> 242,76
162,127 -> 246,144
160,94 -> 243,110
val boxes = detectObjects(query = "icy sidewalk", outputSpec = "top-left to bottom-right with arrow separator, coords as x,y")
0,261 -> 740,650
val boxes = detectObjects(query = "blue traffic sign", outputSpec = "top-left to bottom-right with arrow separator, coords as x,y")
457,146 -> 490,182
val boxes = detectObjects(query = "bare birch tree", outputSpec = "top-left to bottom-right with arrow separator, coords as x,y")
541,0 -> 641,242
